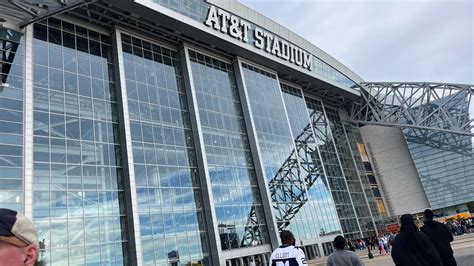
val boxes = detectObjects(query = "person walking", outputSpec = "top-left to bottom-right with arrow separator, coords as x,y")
421,209 -> 457,266
327,235 -> 364,266
387,232 -> 395,250
378,238 -> 385,255
269,230 -> 307,266
348,239 -> 356,252
383,235 -> 390,254
391,214 -> 442,266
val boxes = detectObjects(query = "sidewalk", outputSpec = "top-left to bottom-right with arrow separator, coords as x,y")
308,233 -> 474,266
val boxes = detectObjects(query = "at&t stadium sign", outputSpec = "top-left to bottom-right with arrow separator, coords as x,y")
204,5 -> 313,71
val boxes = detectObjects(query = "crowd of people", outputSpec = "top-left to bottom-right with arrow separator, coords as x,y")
269,209 -> 462,266
345,233 -> 396,256
0,207 -> 467,266
448,218 -> 472,235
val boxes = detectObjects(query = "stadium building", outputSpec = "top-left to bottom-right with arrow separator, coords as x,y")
0,0 -> 472,265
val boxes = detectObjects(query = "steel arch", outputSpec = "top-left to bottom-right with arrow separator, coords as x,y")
351,82 -> 474,136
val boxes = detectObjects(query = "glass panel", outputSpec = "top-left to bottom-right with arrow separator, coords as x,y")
189,51 -> 269,251
32,19 -> 127,265
280,83 -> 342,238
121,34 -> 209,264
0,28 -> 24,212
324,106 -> 376,237
305,97 -> 362,239
241,63 -> 306,239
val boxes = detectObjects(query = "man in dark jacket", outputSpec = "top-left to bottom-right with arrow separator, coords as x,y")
391,214 -> 442,266
421,209 -> 457,266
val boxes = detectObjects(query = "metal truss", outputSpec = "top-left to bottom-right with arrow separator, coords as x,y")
296,123 -> 328,190
240,121 -> 331,241
0,29 -> 21,85
351,83 -> 474,136
403,128 -> 472,156
0,0 -> 88,26
268,121 -> 334,231
267,150 -> 307,231
240,206 -> 263,248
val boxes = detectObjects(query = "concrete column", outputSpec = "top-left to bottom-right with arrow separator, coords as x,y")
111,28 -> 141,266
317,243 -> 325,257
232,58 -> 280,250
359,125 -> 430,215
23,24 -> 34,218
178,44 -> 222,266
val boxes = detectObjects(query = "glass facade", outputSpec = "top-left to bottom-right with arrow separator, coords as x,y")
403,90 -> 474,209
151,0 -> 209,22
344,123 -> 387,228
305,98 -> 362,239
404,130 -> 474,209
344,124 -> 387,229
121,35 -> 210,265
0,2 -> 430,264
280,83 -> 341,238
241,63 -> 302,234
31,19 -> 127,264
188,50 -> 269,251
324,108 -> 375,237
0,28 -> 24,212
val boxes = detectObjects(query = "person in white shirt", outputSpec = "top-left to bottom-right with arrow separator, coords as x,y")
269,230 -> 307,266
327,235 -> 364,266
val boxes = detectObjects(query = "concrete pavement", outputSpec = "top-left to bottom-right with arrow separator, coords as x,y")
308,233 -> 474,266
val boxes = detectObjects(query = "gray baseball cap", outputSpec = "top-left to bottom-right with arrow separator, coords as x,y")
0,208 -> 38,247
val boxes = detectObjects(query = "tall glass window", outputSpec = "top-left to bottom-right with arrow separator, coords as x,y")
0,28 -> 24,212
241,63 -> 314,240
324,108 -> 375,237
305,97 -> 361,239
188,50 -> 269,251
32,18 -> 127,265
344,123 -> 386,230
121,35 -> 210,265
280,83 -> 341,239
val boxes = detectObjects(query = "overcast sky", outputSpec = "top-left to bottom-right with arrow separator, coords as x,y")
238,0 -> 473,84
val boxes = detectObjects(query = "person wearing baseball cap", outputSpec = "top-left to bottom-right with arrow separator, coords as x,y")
0,208 -> 39,266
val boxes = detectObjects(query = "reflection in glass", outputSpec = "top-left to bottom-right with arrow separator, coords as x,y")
32,19 -> 126,265
324,108 -> 375,237
122,34 -> 209,265
280,83 -> 341,238
305,97 -> 362,240
241,63 -> 328,241
0,28 -> 24,212
402,90 -> 474,209
189,51 -> 269,251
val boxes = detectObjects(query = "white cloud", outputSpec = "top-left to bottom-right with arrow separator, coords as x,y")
238,0 -> 474,84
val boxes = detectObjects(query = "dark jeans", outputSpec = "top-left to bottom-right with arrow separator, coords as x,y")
442,256 -> 457,266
